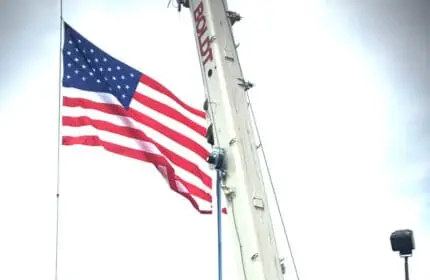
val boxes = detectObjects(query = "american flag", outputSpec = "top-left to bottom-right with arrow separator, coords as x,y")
61,22 -> 214,214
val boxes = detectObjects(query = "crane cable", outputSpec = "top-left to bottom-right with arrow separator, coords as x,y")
218,3 -> 303,277
245,91 -> 301,280
218,0 -> 302,277
167,2 -> 300,279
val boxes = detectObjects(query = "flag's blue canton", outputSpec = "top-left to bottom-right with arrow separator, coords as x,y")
62,22 -> 142,109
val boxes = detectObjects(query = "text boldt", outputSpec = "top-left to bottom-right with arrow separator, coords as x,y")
193,1 -> 213,67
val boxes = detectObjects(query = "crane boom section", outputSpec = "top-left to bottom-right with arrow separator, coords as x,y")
186,1 -> 284,280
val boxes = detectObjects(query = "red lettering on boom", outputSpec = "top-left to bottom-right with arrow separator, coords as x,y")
193,1 -> 213,67
193,2 -> 204,20
196,15 -> 207,33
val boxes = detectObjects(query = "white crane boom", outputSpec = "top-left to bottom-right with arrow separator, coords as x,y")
179,1 -> 285,280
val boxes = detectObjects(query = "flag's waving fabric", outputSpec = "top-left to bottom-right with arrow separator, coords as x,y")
61,22 -> 213,214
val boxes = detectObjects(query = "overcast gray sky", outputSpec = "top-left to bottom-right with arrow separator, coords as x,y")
0,0 -> 429,280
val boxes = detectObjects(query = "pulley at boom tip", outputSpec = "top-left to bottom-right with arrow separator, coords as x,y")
175,0 -> 190,12
174,0 -> 242,26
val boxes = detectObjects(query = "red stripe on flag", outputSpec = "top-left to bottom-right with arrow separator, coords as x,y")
62,135 -> 213,214
63,96 -> 210,161
140,74 -> 206,119
133,92 -> 207,136
63,115 -> 212,189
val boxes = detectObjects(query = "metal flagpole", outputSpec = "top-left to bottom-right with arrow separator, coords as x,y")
208,147 -> 226,280
216,168 -> 223,280
55,0 -> 64,279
